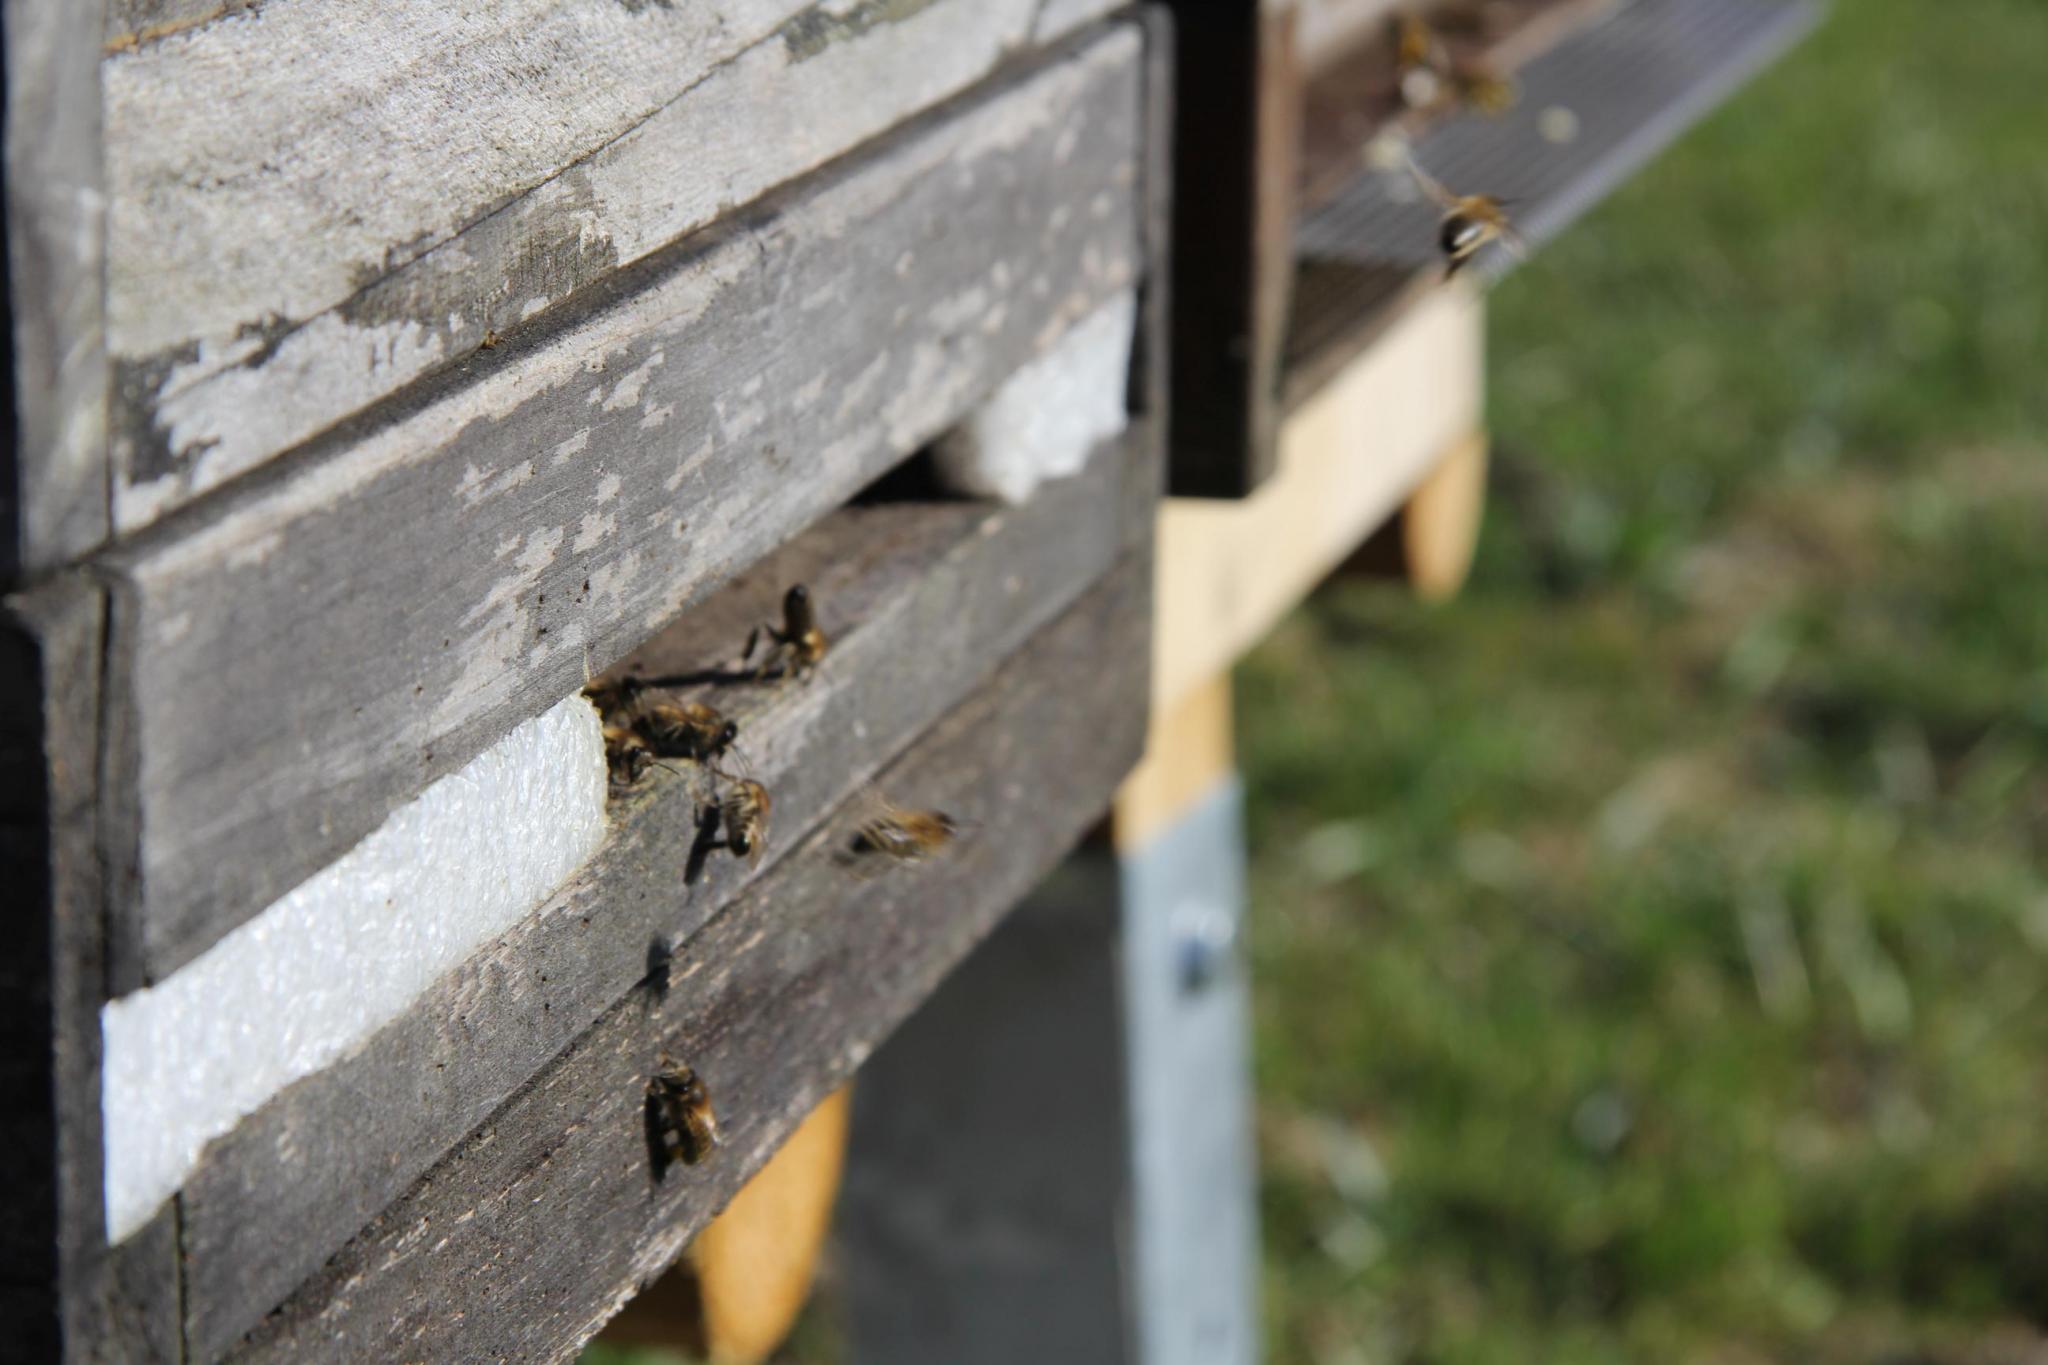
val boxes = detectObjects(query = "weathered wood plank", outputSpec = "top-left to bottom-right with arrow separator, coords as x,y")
177,424 -> 1158,1361
4,0 -> 111,576
97,27 -> 1144,987
226,552 -> 1152,1364
103,0 -> 1125,529
0,579 -> 183,1362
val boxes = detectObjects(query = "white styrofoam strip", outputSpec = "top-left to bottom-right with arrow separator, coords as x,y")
101,694 -> 608,1243
933,288 -> 1136,504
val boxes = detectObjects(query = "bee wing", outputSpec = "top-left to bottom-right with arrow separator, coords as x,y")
1403,151 -> 1459,211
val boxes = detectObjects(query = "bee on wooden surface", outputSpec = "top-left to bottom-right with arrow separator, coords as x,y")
604,721 -> 656,793
715,769 -> 773,869
648,1059 -> 720,1167
480,329 -> 503,350
743,584 -> 828,683
638,698 -> 741,764
849,791 -> 961,866
1407,154 -> 1524,278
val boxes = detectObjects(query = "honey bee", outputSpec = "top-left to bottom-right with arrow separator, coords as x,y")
715,770 -> 772,869
604,720 -> 656,792
1407,154 -> 1524,277
1393,12 -> 1518,115
480,329 -> 503,350
851,792 -> 961,865
1394,12 -> 1447,109
744,584 -> 828,683
647,1059 -> 720,1166
638,699 -> 740,764
1449,59 -> 1518,114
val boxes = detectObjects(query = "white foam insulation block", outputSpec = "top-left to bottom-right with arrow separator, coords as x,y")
933,288 -> 1136,504
101,694 -> 608,1242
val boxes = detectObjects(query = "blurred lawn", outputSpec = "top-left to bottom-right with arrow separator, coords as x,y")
1244,1 -> 2048,1362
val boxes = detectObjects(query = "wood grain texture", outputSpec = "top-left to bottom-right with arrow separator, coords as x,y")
225,553 -> 1152,1364
103,0 -> 1125,529
97,28 -> 1144,987
1161,0 -> 1299,497
4,0 -> 111,577
174,422 -> 1158,1361
0,579 -> 183,1362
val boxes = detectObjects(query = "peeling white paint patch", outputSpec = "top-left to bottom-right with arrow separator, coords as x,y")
603,350 -> 665,412
100,695 -> 607,1243
553,429 -> 591,463
223,529 -> 285,571
572,511 -> 616,553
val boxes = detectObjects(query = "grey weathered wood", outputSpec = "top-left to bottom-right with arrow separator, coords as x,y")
103,0 -> 1125,529
0,579 -> 183,1362
841,849 -> 1139,1365
4,0 -> 111,576
176,423 -> 1158,1362
97,27 -> 1144,987
225,553 -> 1152,1364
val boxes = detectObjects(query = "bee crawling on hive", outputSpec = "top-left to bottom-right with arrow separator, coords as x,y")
637,698 -> 741,765
1406,153 -> 1525,278
647,1057 -> 720,1167
841,787 -> 963,871
710,759 -> 772,870
742,584 -> 828,683
587,675 -> 743,796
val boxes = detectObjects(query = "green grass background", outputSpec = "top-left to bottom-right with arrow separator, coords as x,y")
1247,1 -> 2048,1359
591,1 -> 2048,1359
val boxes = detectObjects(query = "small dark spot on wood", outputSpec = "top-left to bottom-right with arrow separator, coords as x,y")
646,939 -> 673,999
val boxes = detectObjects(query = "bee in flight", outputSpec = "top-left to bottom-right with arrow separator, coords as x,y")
848,789 -> 962,867
1407,153 -> 1524,278
648,1058 -> 720,1167
743,584 -> 828,683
